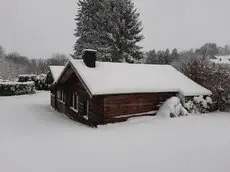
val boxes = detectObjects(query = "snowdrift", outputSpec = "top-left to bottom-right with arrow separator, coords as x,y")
156,97 -> 188,118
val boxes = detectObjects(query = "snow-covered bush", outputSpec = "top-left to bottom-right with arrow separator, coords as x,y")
35,74 -> 48,90
0,76 -> 10,83
17,74 -> 48,90
0,78 -> 6,82
174,54 -> 230,111
18,74 -> 37,82
184,96 -> 212,113
0,81 -> 35,96
156,97 -> 188,118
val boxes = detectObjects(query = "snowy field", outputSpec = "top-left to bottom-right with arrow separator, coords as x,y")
1,91 -> 230,172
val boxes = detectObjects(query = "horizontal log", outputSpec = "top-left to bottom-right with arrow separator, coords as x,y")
103,92 -> 173,118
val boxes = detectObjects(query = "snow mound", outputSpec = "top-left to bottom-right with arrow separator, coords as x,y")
156,97 -> 188,118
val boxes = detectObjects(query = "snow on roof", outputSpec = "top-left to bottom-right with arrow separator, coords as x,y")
49,66 -> 65,82
83,49 -> 97,52
69,59 -> 212,96
0,81 -> 34,85
211,55 -> 230,64
18,74 -> 37,77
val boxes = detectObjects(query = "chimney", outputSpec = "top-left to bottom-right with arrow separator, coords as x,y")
82,49 -> 97,68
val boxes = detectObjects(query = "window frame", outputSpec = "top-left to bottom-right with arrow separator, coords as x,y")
56,89 -> 65,103
86,100 -> 89,116
70,92 -> 79,112
61,90 -> 65,102
82,100 -> 90,120
57,89 -> 61,100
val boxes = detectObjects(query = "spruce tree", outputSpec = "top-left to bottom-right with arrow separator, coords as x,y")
171,48 -> 179,61
74,0 -> 144,63
74,0 -> 104,58
0,45 -> 5,59
164,49 -> 171,64
145,49 -> 157,64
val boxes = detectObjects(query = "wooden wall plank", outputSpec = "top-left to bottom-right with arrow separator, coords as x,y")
103,92 -> 176,119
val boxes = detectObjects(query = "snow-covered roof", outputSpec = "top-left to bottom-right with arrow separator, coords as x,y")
211,55 -> 230,64
0,81 -> 34,85
49,66 -> 65,82
18,74 -> 37,77
67,59 -> 211,96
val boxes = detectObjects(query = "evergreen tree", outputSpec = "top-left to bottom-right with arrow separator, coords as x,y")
157,50 -> 164,64
164,49 -> 171,64
0,45 -> 5,59
145,49 -> 158,64
74,0 -> 104,59
224,44 -> 230,55
74,0 -> 144,63
171,48 -> 179,61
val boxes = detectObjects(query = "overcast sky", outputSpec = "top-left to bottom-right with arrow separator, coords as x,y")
0,0 -> 229,58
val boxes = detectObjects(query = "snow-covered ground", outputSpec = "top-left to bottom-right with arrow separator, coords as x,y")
1,91 -> 230,172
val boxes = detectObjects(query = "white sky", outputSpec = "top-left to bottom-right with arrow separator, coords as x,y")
0,0 -> 229,58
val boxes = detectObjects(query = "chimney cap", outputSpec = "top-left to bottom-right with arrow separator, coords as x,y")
83,49 -> 97,53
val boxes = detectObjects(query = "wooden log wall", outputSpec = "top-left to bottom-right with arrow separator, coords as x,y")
88,96 -> 104,125
104,92 -> 176,120
54,70 -> 102,127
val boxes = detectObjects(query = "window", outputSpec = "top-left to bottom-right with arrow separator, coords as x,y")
83,100 -> 90,120
62,90 -> 65,102
71,93 -> 78,111
57,89 -> 65,102
57,89 -> 61,100
86,100 -> 89,116
51,89 -> 55,97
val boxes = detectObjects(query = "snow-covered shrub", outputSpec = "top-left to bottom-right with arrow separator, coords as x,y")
18,74 -> 37,82
184,96 -> 212,113
174,54 -> 230,111
156,97 -> 188,118
0,81 -> 35,96
0,76 -> 10,83
17,74 -> 48,90
184,100 -> 196,113
0,78 -> 7,82
35,74 -> 48,90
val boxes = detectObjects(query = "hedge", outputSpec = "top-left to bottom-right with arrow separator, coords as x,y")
0,81 -> 36,96
18,74 -> 37,82
17,74 -> 49,90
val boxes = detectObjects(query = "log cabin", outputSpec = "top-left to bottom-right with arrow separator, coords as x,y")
50,50 -> 211,127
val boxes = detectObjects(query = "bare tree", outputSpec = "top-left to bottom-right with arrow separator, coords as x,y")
47,53 -> 69,66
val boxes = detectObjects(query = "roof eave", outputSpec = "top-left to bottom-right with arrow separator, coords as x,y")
69,61 -> 93,98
